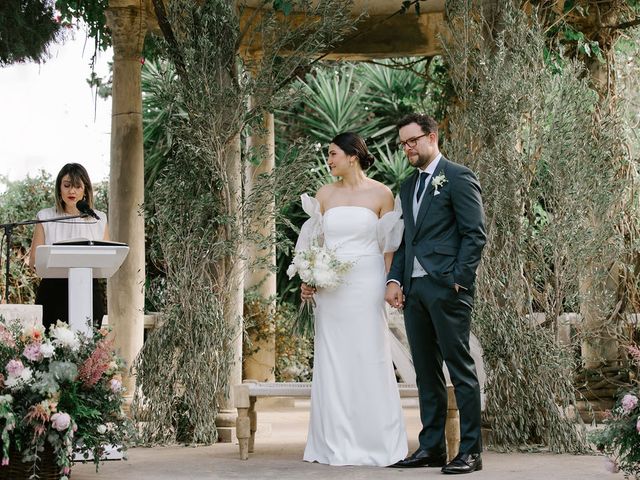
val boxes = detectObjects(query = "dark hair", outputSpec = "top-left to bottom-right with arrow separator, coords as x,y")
331,132 -> 375,170
396,113 -> 439,136
54,163 -> 94,213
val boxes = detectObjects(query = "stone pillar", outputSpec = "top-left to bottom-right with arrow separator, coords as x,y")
578,7 -> 621,371
580,267 -> 619,368
216,134 -> 244,443
105,1 -> 146,403
244,110 -> 276,382
557,313 -> 576,347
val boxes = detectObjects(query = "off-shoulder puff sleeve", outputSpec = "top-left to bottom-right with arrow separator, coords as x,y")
377,195 -> 404,253
294,193 -> 323,251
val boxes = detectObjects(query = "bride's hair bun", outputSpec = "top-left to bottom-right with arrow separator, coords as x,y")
330,132 -> 375,171
360,152 -> 375,170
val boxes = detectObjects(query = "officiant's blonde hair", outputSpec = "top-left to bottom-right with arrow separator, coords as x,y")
54,163 -> 95,213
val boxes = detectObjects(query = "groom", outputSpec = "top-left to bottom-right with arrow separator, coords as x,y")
385,113 -> 486,474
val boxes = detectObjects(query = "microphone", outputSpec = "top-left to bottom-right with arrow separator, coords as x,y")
76,199 -> 100,220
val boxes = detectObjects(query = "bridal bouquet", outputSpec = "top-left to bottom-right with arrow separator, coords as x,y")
287,244 -> 353,335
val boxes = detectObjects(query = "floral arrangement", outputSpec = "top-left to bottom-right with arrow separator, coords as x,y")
0,318 -> 133,479
286,244 -> 353,335
591,345 -> 640,477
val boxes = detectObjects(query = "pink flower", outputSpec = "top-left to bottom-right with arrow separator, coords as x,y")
63,466 -> 71,475
109,378 -> 122,393
621,394 -> 638,413
22,324 -> 44,343
604,457 -> 619,473
1,458 -> 8,466
0,325 -> 15,347
78,338 -> 114,388
629,345 -> 640,366
6,359 -> 24,377
23,343 -> 43,362
51,412 -> 71,431
637,417 -> 640,433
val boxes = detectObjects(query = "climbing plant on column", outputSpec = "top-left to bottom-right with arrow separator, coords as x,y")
442,0 -> 629,451
130,0 -> 355,444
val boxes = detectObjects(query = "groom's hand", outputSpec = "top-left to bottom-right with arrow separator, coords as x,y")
301,283 -> 316,301
385,282 -> 405,309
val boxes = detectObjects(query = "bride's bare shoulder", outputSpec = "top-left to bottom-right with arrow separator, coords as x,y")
368,178 -> 393,198
316,183 -> 338,199
366,179 -> 394,214
315,183 -> 339,210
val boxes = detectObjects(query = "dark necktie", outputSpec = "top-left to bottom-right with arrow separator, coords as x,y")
416,171 -> 429,201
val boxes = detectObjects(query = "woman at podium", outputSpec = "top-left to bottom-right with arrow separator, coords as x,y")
29,163 -> 109,330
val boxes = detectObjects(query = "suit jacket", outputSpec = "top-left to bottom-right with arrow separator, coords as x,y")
388,157 -> 486,293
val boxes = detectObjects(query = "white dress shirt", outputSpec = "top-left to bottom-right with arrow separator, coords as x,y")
411,154 -> 442,278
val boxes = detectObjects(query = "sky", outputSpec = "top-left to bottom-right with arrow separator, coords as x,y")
0,30 -> 113,184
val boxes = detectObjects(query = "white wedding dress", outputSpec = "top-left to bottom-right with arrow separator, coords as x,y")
295,194 -> 408,466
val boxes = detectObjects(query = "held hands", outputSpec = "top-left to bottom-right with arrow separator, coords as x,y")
300,283 -> 316,302
385,282 -> 405,310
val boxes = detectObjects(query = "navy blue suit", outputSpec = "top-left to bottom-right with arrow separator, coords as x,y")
388,157 -> 486,454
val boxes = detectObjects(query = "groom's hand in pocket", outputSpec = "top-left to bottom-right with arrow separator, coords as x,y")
385,282 -> 405,310
301,283 -> 316,301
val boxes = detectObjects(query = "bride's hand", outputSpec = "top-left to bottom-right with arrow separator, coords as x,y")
301,283 -> 316,301
385,282 -> 404,309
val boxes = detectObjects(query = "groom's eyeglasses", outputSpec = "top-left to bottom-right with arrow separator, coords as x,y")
398,133 -> 428,149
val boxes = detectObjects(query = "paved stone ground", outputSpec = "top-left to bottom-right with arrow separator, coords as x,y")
71,399 -> 622,480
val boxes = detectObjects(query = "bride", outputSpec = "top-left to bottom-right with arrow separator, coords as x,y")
296,132 -> 407,466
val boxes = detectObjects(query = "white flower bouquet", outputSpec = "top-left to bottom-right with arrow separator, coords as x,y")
287,244 -> 353,335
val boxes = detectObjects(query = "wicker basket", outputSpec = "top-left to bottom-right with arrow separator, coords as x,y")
0,442 -> 63,480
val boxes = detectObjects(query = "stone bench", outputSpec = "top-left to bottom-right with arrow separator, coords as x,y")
234,380 -> 459,461
0,304 -> 43,326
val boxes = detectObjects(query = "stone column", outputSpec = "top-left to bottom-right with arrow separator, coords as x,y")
244,110 -> 276,382
579,16 -> 620,369
105,1 -> 146,403
579,266 -> 619,368
216,134 -> 244,442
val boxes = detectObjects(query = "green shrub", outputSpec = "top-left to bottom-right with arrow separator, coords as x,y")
275,302 -> 313,382
0,173 -> 55,303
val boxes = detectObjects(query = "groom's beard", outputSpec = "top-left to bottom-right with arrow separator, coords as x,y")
409,151 -> 430,170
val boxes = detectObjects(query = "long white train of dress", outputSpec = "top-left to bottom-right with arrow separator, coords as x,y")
296,196 -> 407,466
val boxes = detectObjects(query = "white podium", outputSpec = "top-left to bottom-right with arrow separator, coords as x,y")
35,242 -> 129,336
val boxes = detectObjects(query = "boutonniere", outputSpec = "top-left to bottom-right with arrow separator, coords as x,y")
432,172 -> 448,196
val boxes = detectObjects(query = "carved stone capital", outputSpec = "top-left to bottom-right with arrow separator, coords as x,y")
106,4 -> 147,60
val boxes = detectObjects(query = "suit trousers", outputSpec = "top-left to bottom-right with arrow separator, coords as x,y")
403,275 -> 482,454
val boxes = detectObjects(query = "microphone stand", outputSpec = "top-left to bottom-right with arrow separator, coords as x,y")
1,213 -> 88,304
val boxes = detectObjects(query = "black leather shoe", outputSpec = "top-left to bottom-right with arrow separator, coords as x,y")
441,452 -> 483,474
388,448 -> 447,468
